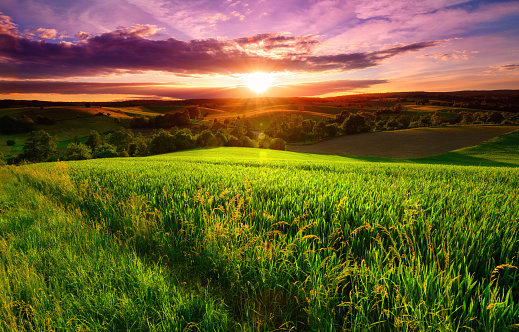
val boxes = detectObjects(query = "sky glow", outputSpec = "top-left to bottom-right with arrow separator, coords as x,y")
0,0 -> 518,101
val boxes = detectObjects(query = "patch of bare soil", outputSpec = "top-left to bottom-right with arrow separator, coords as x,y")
287,126 -> 519,159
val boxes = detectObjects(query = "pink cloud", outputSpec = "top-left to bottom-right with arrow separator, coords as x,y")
0,16 -> 438,79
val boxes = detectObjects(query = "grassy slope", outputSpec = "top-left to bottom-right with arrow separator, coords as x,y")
416,129 -> 519,167
1,147 -> 518,330
0,167 -> 230,331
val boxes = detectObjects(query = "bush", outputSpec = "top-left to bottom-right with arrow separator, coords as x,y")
129,134 -> 149,157
240,136 -> 257,148
92,144 -> 118,158
149,129 -> 176,155
64,142 -> 92,161
172,130 -> 195,150
258,133 -> 272,149
196,130 -> 218,147
6,139 -> 15,146
269,138 -> 286,151
109,128 -> 134,153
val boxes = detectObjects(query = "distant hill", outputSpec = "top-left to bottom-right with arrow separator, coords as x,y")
2,90 -> 518,112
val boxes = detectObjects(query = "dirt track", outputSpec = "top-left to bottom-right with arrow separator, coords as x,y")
287,126 -> 519,159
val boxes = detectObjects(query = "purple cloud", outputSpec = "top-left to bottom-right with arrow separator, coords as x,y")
0,13 -> 438,79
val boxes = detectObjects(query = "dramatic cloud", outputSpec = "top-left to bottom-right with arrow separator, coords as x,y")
1,0 -> 517,100
0,21 -> 437,79
0,79 -> 389,99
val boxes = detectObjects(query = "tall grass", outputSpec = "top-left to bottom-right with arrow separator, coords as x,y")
2,147 -> 518,331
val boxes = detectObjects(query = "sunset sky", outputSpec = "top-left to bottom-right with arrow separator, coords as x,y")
1,0 -> 518,101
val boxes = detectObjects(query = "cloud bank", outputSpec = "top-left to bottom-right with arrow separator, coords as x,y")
0,79 -> 389,99
0,13 -> 437,79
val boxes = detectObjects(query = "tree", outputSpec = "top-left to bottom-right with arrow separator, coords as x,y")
129,133 -> 149,157
172,130 -> 195,150
336,110 -> 350,124
341,114 -> 368,134
92,144 -> 118,158
269,138 -> 286,151
313,121 -> 328,139
149,129 -> 176,155
392,103 -> 403,112
258,133 -> 272,149
187,106 -> 201,120
196,130 -> 218,147
109,127 -> 134,153
64,142 -> 92,160
20,130 -> 56,162
488,111 -> 504,124
86,130 -> 102,151
240,136 -> 257,148
396,115 -> 411,129
325,123 -> 338,138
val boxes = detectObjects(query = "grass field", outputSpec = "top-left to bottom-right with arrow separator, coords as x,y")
1,145 -> 518,331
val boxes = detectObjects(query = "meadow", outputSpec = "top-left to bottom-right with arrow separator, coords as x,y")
1,145 -> 518,331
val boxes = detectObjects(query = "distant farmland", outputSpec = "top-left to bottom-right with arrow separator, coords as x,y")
288,125 -> 519,159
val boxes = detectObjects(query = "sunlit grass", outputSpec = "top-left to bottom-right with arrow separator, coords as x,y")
1,147 -> 518,331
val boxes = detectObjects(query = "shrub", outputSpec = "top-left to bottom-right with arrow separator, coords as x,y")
240,136 -> 257,148
109,128 -> 134,153
64,142 -> 92,161
6,139 -> 15,146
149,129 -> 176,155
269,138 -> 286,151
129,134 -> 149,157
196,130 -> 218,147
172,130 -> 195,150
93,144 -> 118,158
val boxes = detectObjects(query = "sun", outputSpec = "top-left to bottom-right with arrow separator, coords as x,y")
243,72 -> 274,93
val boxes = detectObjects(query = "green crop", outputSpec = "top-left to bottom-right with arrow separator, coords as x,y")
2,147 -> 518,331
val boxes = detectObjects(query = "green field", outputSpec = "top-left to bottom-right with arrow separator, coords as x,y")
417,129 -> 519,167
1,144 -> 518,331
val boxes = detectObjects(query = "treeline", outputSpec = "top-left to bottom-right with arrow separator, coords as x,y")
2,122 -> 287,165
264,107 -> 519,142
0,115 -> 59,135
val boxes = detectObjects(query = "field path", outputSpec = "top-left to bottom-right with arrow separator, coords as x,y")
287,126 -> 519,159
